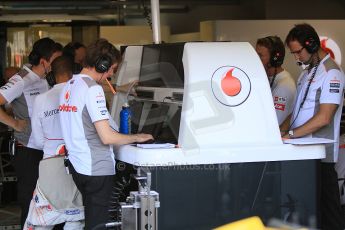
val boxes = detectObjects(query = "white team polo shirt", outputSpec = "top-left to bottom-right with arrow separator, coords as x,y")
270,70 -> 296,125
0,65 -> 49,148
59,74 -> 115,176
31,83 -> 66,159
291,54 -> 345,162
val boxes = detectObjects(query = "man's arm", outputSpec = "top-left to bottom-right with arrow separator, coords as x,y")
283,103 -> 337,138
87,84 -> 152,145
279,114 -> 291,136
0,94 -> 26,132
94,119 -> 153,145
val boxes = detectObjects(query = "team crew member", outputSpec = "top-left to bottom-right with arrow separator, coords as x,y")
24,56 -> 84,229
282,23 -> 345,230
0,37 -> 62,227
63,42 -> 87,74
256,36 -> 296,125
59,38 -> 153,230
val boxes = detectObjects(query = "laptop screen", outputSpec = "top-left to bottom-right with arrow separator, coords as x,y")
130,101 -> 181,144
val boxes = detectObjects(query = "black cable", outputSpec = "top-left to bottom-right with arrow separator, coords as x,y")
270,68 -> 277,89
289,56 -> 321,130
97,73 -> 105,85
141,0 -> 152,29
108,176 -> 132,223
251,162 -> 268,210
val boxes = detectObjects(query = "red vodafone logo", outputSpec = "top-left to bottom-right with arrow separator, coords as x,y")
65,91 -> 70,102
55,144 -> 66,156
221,68 -> 242,96
320,36 -> 342,65
211,66 -> 251,107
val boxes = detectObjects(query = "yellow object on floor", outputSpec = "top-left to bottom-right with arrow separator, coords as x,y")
214,216 -> 278,230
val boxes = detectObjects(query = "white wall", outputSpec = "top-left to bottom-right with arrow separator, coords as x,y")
100,25 -> 171,45
210,20 -> 345,81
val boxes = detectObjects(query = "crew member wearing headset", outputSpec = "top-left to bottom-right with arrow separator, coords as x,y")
281,23 -> 345,230
0,37 -> 62,227
59,38 -> 153,230
24,56 -> 84,229
256,36 -> 296,125
61,41 -> 135,105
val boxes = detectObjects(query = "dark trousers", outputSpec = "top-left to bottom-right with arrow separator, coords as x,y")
320,163 -> 345,230
70,163 -> 114,230
12,146 -> 43,228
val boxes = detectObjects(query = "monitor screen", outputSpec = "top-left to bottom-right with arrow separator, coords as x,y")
139,43 -> 185,88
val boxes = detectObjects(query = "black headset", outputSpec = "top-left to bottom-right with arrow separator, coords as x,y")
303,37 -> 319,54
266,36 -> 284,68
95,55 -> 112,73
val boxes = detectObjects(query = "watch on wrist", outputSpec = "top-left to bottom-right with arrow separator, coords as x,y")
288,130 -> 294,138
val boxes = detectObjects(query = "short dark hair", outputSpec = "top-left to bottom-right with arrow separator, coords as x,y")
54,42 -> 63,52
285,23 -> 320,50
84,38 -> 121,68
256,36 -> 285,67
51,55 -> 73,79
28,37 -> 60,66
63,42 -> 86,60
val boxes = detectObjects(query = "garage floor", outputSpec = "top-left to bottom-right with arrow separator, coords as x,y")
0,203 -> 20,230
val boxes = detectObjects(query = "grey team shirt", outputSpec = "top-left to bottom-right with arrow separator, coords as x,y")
0,65 -> 49,148
59,74 -> 115,176
291,54 -> 345,162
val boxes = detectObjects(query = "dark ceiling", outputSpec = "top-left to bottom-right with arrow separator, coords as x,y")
0,0 -> 240,23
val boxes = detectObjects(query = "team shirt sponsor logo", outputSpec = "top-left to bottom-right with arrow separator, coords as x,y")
274,103 -> 286,111
330,76 -> 340,83
59,104 -> 78,112
26,222 -> 34,229
10,78 -> 20,83
65,209 -> 81,215
330,89 -> 340,93
30,91 -> 40,96
274,96 -> 286,103
96,99 -> 105,104
60,90 -> 78,112
64,91 -> 70,102
100,110 -> 107,115
96,92 -> 104,98
330,83 -> 340,88
46,205 -> 52,211
34,195 -> 39,203
7,81 -> 15,86
55,144 -> 66,156
0,78 -> 20,90
44,108 -> 59,117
